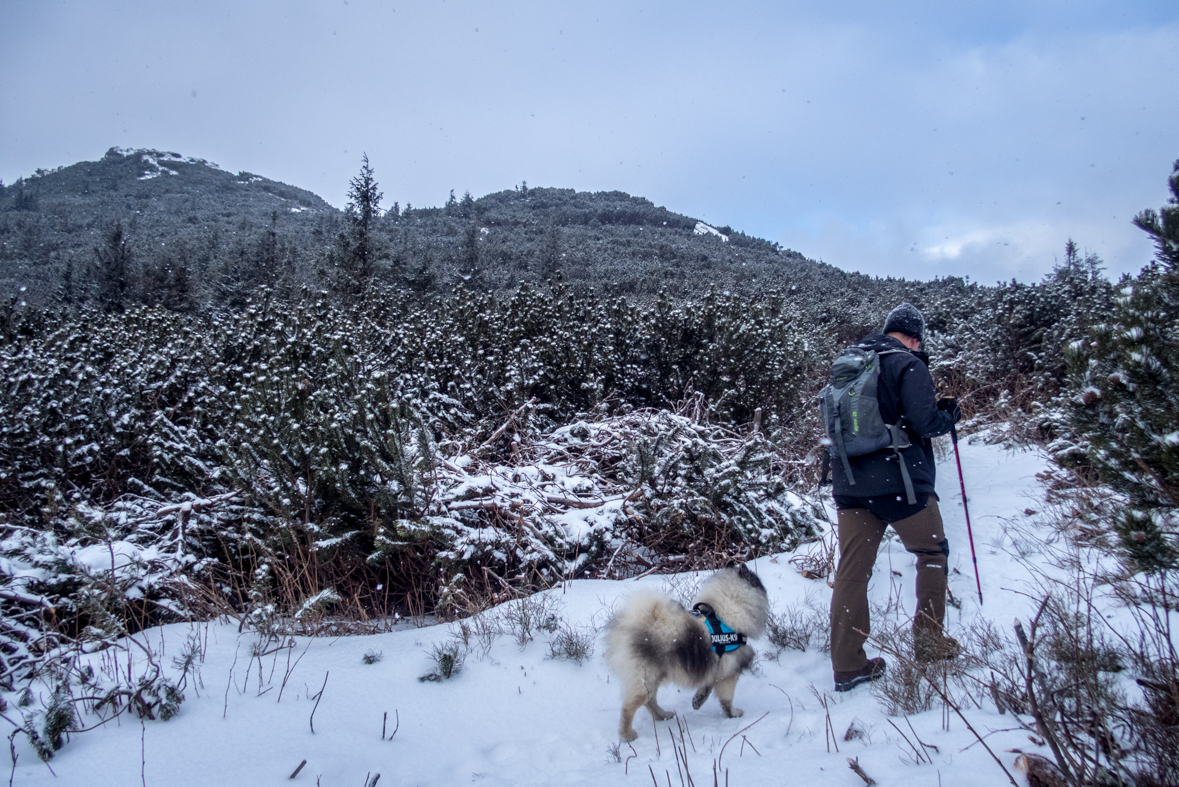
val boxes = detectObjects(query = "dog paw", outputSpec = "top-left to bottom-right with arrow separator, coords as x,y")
692,687 -> 712,710
725,706 -> 744,719
620,729 -> 638,742
652,708 -> 675,721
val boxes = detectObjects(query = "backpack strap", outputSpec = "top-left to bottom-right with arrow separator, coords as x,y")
827,387 -> 856,486
886,423 -> 917,505
879,348 -> 917,504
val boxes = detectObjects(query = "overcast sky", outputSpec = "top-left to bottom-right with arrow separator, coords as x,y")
2,1 -> 1176,283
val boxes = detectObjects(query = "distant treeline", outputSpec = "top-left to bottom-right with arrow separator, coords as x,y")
3,148 -> 875,310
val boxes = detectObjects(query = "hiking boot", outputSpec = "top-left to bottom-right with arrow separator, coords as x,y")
914,630 -> 962,663
834,657 -> 887,692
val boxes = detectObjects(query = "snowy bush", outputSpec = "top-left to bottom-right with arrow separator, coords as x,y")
418,640 -> 465,682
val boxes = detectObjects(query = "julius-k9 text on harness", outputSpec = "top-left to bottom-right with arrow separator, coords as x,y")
691,603 -> 747,656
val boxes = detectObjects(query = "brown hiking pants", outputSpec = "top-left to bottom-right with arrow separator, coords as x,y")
830,497 -> 949,673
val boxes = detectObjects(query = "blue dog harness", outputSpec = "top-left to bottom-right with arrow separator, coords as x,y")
692,603 -> 747,656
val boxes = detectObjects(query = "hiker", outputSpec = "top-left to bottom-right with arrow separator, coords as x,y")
823,303 -> 962,692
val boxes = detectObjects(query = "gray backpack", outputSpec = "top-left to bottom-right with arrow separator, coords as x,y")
819,346 -> 916,504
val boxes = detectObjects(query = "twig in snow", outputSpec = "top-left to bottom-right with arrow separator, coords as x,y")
290,759 -> 307,779
632,564 -> 662,581
544,494 -> 623,509
847,757 -> 875,785
7,729 -> 17,787
669,719 -> 689,786
278,637 -> 313,703
477,398 -> 536,453
717,711 -> 769,772
815,690 -> 838,753
1014,597 -> 1079,782
116,490 -> 243,529
905,715 -> 938,755
855,627 -> 1018,786
886,718 -> 926,764
769,684 -> 795,738
223,644 -> 240,719
309,671 -> 329,734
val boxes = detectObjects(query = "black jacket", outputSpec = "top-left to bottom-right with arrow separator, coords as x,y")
830,334 -> 955,500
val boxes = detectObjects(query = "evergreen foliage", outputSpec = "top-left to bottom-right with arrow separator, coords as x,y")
0,279 -> 834,683
330,154 -> 386,294
0,148 -> 883,307
2,150 -> 1171,767
1066,161 -> 1179,571
93,219 -> 131,313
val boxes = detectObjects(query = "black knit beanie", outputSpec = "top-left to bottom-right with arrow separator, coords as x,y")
883,302 -> 925,341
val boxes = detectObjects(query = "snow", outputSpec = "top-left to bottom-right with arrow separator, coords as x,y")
11,442 -> 1064,786
71,540 -> 161,573
693,222 -> 729,242
136,153 -> 180,180
551,498 -> 626,543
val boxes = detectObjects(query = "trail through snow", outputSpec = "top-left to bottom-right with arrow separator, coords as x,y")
14,441 -> 1053,786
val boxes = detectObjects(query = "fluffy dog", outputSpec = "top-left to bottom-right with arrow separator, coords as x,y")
604,563 -> 768,741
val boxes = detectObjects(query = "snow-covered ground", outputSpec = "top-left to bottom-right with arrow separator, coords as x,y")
12,441 -> 1054,786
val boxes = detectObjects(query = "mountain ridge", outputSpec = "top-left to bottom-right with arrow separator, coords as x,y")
0,147 -> 894,307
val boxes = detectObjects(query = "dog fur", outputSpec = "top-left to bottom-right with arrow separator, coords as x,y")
604,563 -> 769,741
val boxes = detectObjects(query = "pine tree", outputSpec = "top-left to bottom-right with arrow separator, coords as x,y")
459,222 -> 481,289
164,252 -> 193,312
255,211 -> 280,282
56,258 -> 77,306
540,225 -> 562,280
333,154 -> 385,294
459,190 -> 475,219
1134,159 -> 1179,270
1066,160 -> 1179,571
93,219 -> 131,313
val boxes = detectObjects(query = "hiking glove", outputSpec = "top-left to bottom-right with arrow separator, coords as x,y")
936,397 -> 961,423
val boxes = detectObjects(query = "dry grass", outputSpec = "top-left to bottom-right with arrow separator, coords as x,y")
960,481 -> 1178,785
764,594 -> 830,658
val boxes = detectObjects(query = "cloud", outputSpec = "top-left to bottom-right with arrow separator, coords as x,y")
0,1 -> 1175,283
731,21 -> 1179,280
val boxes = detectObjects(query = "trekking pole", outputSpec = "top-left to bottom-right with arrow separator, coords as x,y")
950,424 -> 984,606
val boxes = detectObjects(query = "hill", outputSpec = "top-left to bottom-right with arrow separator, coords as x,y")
2,156 -> 1174,784
0,148 -> 873,307
0,148 -> 337,305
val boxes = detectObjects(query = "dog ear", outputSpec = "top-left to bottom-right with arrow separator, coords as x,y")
736,563 -> 766,591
